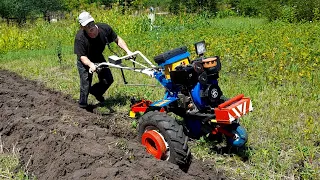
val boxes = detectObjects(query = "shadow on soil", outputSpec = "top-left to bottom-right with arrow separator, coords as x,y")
85,94 -> 131,114
210,145 -> 252,162
199,135 -> 252,162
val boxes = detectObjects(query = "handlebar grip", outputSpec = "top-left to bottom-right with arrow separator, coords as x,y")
89,63 -> 99,74
125,55 -> 137,60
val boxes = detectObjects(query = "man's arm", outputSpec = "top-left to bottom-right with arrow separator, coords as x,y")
115,36 -> 132,55
74,37 -> 97,72
80,56 -> 96,72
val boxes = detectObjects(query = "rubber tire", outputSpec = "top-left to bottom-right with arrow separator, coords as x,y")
226,124 -> 248,147
138,111 -> 190,167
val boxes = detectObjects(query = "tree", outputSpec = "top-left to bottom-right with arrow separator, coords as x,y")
0,0 -> 35,25
30,0 -> 65,22
0,0 -> 65,24
262,0 -> 282,21
294,0 -> 316,21
169,0 -> 183,14
169,0 -> 218,15
0,0 -> 12,22
234,0 -> 263,16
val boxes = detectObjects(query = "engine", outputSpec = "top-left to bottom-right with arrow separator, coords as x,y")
153,44 -> 225,113
170,56 -> 224,111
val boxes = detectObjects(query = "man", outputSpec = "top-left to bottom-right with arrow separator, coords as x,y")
74,11 -> 132,109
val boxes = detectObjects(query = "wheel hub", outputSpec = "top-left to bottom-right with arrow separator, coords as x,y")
141,130 -> 167,159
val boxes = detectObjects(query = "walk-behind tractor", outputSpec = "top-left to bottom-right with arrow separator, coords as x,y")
94,41 -> 253,168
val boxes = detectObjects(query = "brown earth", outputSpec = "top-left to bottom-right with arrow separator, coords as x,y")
0,69 -> 226,180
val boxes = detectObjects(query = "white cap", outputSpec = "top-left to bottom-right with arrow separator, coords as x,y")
78,11 -> 94,26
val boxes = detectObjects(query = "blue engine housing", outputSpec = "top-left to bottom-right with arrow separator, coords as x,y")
191,82 -> 205,109
191,79 -> 221,110
151,50 -> 223,113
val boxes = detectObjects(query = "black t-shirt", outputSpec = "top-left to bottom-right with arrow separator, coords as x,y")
74,23 -> 118,63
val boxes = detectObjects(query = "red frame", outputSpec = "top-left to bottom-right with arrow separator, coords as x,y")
214,94 -> 252,124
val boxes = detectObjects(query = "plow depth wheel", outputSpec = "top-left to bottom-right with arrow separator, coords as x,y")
226,124 -> 248,147
141,130 -> 167,159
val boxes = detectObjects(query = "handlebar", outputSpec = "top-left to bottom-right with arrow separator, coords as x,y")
89,51 -> 158,78
110,51 -> 156,67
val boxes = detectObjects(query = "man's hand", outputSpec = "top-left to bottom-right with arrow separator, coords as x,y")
89,62 -> 96,73
126,50 -> 136,60
80,56 -> 96,73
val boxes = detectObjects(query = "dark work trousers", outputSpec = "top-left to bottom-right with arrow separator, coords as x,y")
77,60 -> 114,107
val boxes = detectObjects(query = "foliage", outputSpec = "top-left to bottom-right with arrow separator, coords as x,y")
96,0 -> 116,7
2,0 -> 320,24
242,0 -> 320,22
168,0 -> 218,15
0,0 -> 35,24
294,0 -> 316,22
232,0 -> 263,16
0,154 -> 29,179
0,0 -> 12,20
0,0 -> 66,24
35,0 -> 65,16
217,0 -> 320,22
132,0 -> 171,10
0,19 -> 75,54
216,9 -> 237,18
279,5 -> 297,23
62,0 -> 90,10
0,8 -> 319,179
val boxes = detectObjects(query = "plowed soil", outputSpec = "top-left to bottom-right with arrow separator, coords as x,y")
0,69 -> 225,180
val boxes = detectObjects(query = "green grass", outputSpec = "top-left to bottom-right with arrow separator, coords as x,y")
0,150 -> 30,179
0,8 -> 319,179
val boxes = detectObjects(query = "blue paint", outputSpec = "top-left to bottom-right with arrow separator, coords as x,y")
227,125 -> 248,147
158,52 -> 190,67
191,82 -> 205,109
185,118 -> 202,138
151,97 -> 178,107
